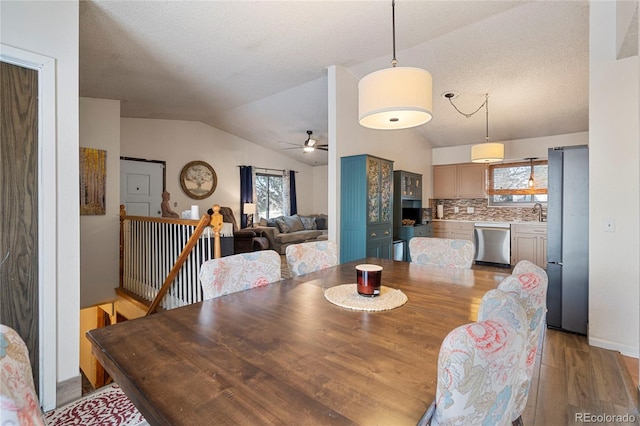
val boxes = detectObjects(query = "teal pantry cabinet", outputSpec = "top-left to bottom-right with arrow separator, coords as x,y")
340,154 -> 394,263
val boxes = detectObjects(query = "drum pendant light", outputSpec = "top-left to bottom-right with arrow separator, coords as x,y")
358,1 -> 433,130
470,94 -> 503,163
444,92 -> 504,163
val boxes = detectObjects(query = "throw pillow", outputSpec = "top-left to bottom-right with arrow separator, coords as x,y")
299,216 -> 318,230
266,217 -> 279,228
283,215 -> 305,233
315,217 -> 327,230
275,218 -> 290,233
259,217 -> 268,227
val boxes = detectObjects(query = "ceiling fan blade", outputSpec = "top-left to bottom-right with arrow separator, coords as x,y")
278,141 -> 302,147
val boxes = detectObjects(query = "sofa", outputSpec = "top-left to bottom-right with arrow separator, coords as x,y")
253,214 -> 328,254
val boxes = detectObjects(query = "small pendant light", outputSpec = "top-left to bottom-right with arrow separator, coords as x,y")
444,92 -> 504,163
527,158 -> 535,188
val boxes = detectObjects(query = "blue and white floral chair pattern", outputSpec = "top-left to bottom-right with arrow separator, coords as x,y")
1,324 -> 45,425
285,240 -> 338,277
497,262 -> 549,424
198,250 -> 282,300
424,289 -> 527,426
408,237 -> 475,269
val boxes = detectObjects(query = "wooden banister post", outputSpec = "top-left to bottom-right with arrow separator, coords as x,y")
210,204 -> 223,259
119,205 -> 126,288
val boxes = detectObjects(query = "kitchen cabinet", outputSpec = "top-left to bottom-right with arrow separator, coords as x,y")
395,170 -> 421,199
340,154 -> 394,263
511,223 -> 547,268
432,221 -> 474,241
433,163 -> 486,199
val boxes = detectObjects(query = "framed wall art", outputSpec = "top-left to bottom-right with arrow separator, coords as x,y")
79,147 -> 107,215
180,160 -> 217,200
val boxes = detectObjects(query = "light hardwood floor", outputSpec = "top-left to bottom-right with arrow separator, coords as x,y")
524,328 -> 639,425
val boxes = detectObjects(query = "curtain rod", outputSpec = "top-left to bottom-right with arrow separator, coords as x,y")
238,165 -> 298,173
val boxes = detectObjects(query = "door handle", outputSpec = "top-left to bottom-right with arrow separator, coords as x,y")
548,261 -> 563,266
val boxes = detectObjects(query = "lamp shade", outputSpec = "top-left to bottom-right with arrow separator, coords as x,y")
471,143 -> 504,163
243,203 -> 256,214
358,67 -> 433,130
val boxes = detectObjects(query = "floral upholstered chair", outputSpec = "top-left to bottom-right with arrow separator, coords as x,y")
285,240 -> 338,277
420,289 -> 527,426
497,264 -> 549,424
512,259 -> 547,278
198,250 -> 281,300
408,237 -> 475,269
1,324 -> 45,425
1,324 -> 147,426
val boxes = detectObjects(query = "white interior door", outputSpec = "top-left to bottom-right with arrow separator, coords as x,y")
120,159 -> 164,217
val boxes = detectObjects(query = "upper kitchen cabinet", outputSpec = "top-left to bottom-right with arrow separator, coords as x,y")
396,170 -> 421,200
433,163 -> 486,199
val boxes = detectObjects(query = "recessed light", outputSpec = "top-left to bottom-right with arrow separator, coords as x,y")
441,92 -> 459,99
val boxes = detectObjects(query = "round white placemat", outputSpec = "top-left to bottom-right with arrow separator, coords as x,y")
323,284 -> 408,311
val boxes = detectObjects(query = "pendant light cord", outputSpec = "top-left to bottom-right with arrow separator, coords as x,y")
485,95 -> 489,143
447,93 -> 490,141
447,93 -> 488,118
391,0 -> 397,67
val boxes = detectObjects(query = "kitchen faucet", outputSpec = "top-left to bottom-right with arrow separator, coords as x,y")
532,203 -> 543,222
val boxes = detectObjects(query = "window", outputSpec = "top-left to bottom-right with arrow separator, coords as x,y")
488,160 -> 548,206
255,173 -> 285,218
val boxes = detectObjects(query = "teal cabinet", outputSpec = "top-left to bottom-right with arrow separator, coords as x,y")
340,155 -> 394,263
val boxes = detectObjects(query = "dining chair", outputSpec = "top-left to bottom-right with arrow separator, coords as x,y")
285,240 -> 338,277
198,249 -> 282,300
421,292 -> 527,426
1,324 -> 147,426
497,265 -> 549,425
512,258 -> 547,277
408,237 -> 475,269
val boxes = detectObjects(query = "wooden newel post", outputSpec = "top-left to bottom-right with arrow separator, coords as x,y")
210,204 -> 223,259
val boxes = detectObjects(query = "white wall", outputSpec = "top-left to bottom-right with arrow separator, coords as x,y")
312,166 -> 329,214
1,0 -> 80,406
432,132 -> 588,165
120,118 -> 318,220
79,98 -> 121,308
328,65 -> 434,251
588,1 -> 639,357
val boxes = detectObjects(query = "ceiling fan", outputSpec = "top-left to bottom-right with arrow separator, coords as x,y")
279,131 -> 328,153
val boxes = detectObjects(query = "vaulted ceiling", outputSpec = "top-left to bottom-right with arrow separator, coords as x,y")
79,1 -> 633,166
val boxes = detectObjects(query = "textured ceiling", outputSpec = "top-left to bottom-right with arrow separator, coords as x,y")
80,1 -> 601,166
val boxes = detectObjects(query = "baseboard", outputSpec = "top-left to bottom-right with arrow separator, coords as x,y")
589,336 -> 639,358
56,375 -> 81,407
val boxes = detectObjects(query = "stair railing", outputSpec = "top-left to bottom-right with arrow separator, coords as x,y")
118,204 -> 224,315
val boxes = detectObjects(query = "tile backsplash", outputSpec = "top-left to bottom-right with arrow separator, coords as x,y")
428,198 -> 546,222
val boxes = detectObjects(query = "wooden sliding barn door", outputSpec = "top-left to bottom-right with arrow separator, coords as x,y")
0,61 -> 39,392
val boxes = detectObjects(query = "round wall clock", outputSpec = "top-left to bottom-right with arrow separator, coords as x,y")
179,161 -> 217,200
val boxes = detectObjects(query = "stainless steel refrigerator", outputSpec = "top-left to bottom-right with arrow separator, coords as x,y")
546,145 -> 589,335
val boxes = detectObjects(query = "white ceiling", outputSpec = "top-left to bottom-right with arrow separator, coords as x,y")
80,1 -> 615,167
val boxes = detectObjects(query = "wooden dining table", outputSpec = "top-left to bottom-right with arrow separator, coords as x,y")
87,258 -> 509,425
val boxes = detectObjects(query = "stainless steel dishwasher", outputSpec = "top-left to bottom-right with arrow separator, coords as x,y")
474,222 -> 511,267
